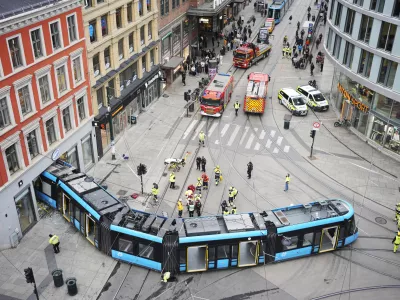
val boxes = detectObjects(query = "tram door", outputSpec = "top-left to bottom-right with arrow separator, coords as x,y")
319,226 -> 339,253
238,241 -> 259,267
62,194 -> 71,222
187,245 -> 208,272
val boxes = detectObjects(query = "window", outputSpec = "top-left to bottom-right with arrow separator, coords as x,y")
148,21 -> 152,40
46,118 -> 57,145
56,66 -> 68,93
378,59 -> 398,88
0,97 -> 11,130
72,56 -> 83,84
139,243 -> 154,259
104,47 -> 111,69
165,0 -> 169,14
96,88 -> 104,108
38,74 -> 52,104
119,238 -> 134,253
62,107 -> 72,132
147,0 -> 151,11
89,20 -> 97,43
107,79 -> 115,100
127,4 -> 132,22
334,3 -> 342,26
329,0 -> 335,20
282,235 -> 299,250
85,0 -> 93,8
118,39 -> 124,60
344,9 -> 355,34
6,144 -> 20,175
77,97 -> 86,121
394,0 -> 400,17
342,41 -> 355,68
67,15 -> 77,42
116,8 -> 122,29
8,37 -> 24,68
160,0 -> 165,15
217,245 -> 229,259
26,130 -> 39,159
370,0 -> 385,12
139,0 -> 144,16
353,0 -> 363,5
358,50 -> 374,77
140,26 -> 145,45
50,21 -> 62,50
93,54 -> 100,76
358,15 -> 373,43
101,15 -> 108,36
142,56 -> 146,73
82,136 -> 94,168
18,86 -> 32,116
378,22 -> 397,52
332,35 -> 342,59
150,49 -> 155,66
128,33 -> 134,53
172,0 -> 176,8
326,28 -> 333,49
30,29 -> 44,59
302,233 -> 314,246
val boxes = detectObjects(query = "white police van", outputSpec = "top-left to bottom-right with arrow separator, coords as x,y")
278,88 -> 308,116
297,85 -> 329,111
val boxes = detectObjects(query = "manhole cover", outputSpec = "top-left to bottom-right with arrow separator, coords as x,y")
375,217 -> 387,224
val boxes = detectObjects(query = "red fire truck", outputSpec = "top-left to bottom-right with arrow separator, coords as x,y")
244,72 -> 269,114
200,73 -> 234,117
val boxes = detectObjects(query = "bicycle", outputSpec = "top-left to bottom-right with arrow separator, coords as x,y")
334,118 -> 351,127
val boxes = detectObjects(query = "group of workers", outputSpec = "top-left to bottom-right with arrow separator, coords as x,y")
393,203 -> 400,253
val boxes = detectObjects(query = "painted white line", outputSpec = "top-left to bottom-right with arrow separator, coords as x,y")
220,124 -> 230,137
283,145 -> 290,153
270,130 -> 276,138
357,227 -> 370,236
215,140 -> 220,144
208,122 -> 218,137
254,143 -> 261,151
259,130 -> 266,140
273,147 -> 279,153
227,125 -> 240,146
239,126 -> 250,145
183,120 -> 197,139
245,134 -> 255,149
191,120 -> 206,140
266,139 -> 272,149
277,136 -> 283,146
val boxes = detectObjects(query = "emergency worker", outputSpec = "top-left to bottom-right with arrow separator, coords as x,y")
185,188 -> 193,201
177,199 -> 184,218
231,206 -> 237,214
228,187 -> 235,206
196,156 -> 202,170
195,198 -> 202,216
169,172 -> 176,189
223,208 -> 230,215
284,174 -> 290,191
196,177 -> 203,193
199,131 -> 205,147
151,183 -> 159,202
201,156 -> 207,172
221,200 -> 228,213
214,165 -> 222,185
234,101 -> 240,116
49,234 -> 60,253
202,173 -> 209,190
162,272 -> 170,283
188,200 -> 195,217
395,203 -> 400,221
393,232 -> 400,253
232,187 -> 238,200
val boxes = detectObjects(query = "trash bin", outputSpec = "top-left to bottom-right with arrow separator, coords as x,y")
52,269 -> 64,288
284,114 -> 292,130
130,115 -> 137,124
189,102 -> 195,112
66,278 -> 78,296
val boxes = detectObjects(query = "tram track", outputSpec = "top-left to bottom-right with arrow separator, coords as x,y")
310,285 -> 400,300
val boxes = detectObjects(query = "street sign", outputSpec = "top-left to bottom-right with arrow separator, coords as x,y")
313,122 -> 321,130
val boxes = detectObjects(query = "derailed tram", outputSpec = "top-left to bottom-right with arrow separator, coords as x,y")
35,163 -> 358,274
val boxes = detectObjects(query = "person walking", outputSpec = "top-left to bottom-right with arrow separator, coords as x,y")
310,62 -> 315,76
234,101 -> 240,116
223,208 -> 230,215
323,12 -> 327,25
212,36 -> 215,47
248,28 -> 252,38
188,200 -> 195,217
392,231 -> 400,253
320,62 -> 324,72
228,187 -> 235,207
202,173 -> 209,190
289,15 -> 292,24
284,174 -> 290,191
49,234 -> 60,253
169,172 -> 176,189
307,12 -> 311,21
199,130 -> 205,147
181,70 -> 186,86
195,198 -> 202,217
201,156 -> 207,172
308,53 -> 313,64
232,187 -> 238,200
151,183 -> 159,202
177,199 -> 184,218
247,161 -> 253,179
196,156 -> 201,170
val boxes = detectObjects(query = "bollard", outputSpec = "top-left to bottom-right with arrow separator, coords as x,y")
52,269 -> 64,288
66,277 -> 78,296
284,114 -> 292,130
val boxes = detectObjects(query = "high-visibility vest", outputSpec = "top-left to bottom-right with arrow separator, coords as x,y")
177,202 -> 183,211
49,235 -> 59,245
231,208 -> 237,214
233,188 -> 238,197
197,180 -> 202,187
185,190 -> 193,197
234,102 -> 240,109
214,168 -> 221,174
229,191 -> 235,198
223,210 -> 229,215
199,132 -> 205,141
285,176 -> 290,183
394,235 -> 400,245
152,188 -> 159,196
170,174 -> 175,182
163,272 -> 170,282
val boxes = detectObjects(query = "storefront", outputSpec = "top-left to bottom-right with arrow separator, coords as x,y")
161,57 -> 185,85
14,188 -> 36,234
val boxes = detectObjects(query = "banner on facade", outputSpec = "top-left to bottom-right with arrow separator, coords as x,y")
337,83 -> 370,113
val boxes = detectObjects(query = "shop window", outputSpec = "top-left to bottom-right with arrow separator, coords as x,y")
82,135 -> 94,168
15,189 -> 36,233
378,22 -> 397,52
344,9 -> 355,35
116,8 -> 122,29
127,4 -> 132,23
281,235 -> 299,250
86,215 -> 96,245
358,15 -> 373,44
342,41 -> 354,68
370,0 -> 385,13
96,88 -> 104,108
208,247 -> 215,261
93,53 -> 100,77
63,194 -> 71,221
329,0 -> 335,20
89,20 -> 97,43
217,245 -> 229,259
378,59 -> 398,88
326,28 -> 333,50
101,15 -> 108,36
357,50 -> 374,78
104,47 -> 111,69
119,238 -> 134,254
139,243 -> 154,259
391,101 -> 400,121
373,94 -> 393,118
334,3 -> 342,26
394,0 -> 400,17
332,35 -> 341,59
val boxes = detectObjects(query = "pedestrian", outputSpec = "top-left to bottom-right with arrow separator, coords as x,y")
307,12 -> 311,21
223,207 -> 230,215
232,187 -> 238,200
248,28 -> 252,38
227,41 -> 231,51
307,6 -> 311,13
228,187 -> 235,206
151,183 -> 159,202
212,36 -> 215,47
253,17 -> 255,26
231,205 -> 237,214
247,161 -> 253,179
310,62 -> 315,76
284,174 -> 290,191
309,53 -> 313,64
297,21 -> 300,30
196,156 -> 201,170
320,62 -> 324,72
324,12 -> 327,25
188,200 -> 195,217
49,234 -> 60,253
199,130 -> 205,147
202,172 -> 209,190
221,200 -> 228,213
234,100 -> 240,116
177,199 -> 183,218
181,70 -> 186,86
169,172 -> 176,189
289,15 -> 292,24
395,203 -> 400,222
282,46 -> 286,58
201,156 -> 206,172
393,231 -> 400,253
195,198 -> 202,216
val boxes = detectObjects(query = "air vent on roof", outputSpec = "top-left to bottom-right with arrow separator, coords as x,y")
273,210 -> 290,226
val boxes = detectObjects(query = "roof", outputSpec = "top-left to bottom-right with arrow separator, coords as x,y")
0,0 -> 63,20
161,56 -> 184,69
246,73 -> 269,97
299,85 -> 318,93
281,88 -> 303,97
204,73 -> 232,94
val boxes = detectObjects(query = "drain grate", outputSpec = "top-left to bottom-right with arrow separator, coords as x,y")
375,217 -> 387,224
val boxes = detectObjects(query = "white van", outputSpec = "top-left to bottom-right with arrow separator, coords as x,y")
278,88 -> 308,116
297,85 -> 329,111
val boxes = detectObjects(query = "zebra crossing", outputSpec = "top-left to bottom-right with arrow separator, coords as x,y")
181,120 -> 292,155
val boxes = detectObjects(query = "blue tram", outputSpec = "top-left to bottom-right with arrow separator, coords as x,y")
267,0 -> 294,24
35,163 -> 358,274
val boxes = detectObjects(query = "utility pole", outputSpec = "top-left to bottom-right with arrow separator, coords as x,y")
24,267 -> 39,300
137,163 -> 147,194
309,129 -> 316,158
107,106 -> 116,160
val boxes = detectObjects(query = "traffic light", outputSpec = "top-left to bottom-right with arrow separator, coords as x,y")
310,130 -> 316,138
137,163 -> 147,176
24,267 -> 35,284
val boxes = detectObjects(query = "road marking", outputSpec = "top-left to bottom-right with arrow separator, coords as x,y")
239,126 -> 250,145
266,139 -> 272,148
183,120 -> 197,139
259,130 -> 266,140
273,147 -> 279,153
270,130 -> 276,138
283,145 -> 290,153
208,122 -> 218,137
277,136 -> 283,145
227,125 -> 240,146
215,140 -> 220,144
357,227 -> 370,236
191,120 -> 206,140
245,134 -> 255,149
220,124 -> 230,137
254,142 -> 261,151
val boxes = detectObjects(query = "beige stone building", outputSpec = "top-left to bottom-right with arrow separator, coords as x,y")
83,0 -> 160,157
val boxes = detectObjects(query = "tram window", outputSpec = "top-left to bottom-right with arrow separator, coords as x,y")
349,217 -> 356,235
42,181 -> 52,196
74,205 -> 80,220
80,211 -> 85,231
231,245 -> 238,259
63,194 -> 71,221
339,227 -> 345,240
303,233 -> 314,246
217,245 -> 229,259
180,249 -> 187,264
119,238 -> 134,254
86,215 -> 96,245
275,10 -> 280,20
314,232 -> 321,246
208,247 -> 216,261
139,243 -> 154,260
281,235 -> 299,250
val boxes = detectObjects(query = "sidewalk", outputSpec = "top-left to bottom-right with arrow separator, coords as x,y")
0,212 -> 116,300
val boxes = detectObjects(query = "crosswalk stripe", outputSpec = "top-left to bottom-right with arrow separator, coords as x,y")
227,125 -> 240,146
208,123 -> 218,137
191,120 -> 206,140
245,134 -> 255,149
183,120 -> 197,139
254,142 -> 260,150
284,145 -> 290,152
259,130 -> 266,140
273,147 -> 279,153
239,126 -> 250,145
277,136 -> 283,146
270,130 -> 276,138
266,139 -> 272,148
221,124 -> 230,137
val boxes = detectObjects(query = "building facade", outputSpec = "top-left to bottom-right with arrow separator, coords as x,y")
0,0 -> 96,249
84,0 -> 160,158
325,0 -> 400,157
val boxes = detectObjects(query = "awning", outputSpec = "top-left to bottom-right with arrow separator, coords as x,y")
161,57 -> 184,69
187,0 -> 233,17
233,0 -> 245,3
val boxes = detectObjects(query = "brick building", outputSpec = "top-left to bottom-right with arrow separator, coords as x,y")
0,0 -> 96,249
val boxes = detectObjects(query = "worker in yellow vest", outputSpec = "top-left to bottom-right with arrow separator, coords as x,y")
284,174 -> 290,191
49,234 -> 60,253
199,131 -> 205,147
393,231 -> 400,253
234,101 -> 240,116
169,172 -> 176,189
177,199 -> 184,218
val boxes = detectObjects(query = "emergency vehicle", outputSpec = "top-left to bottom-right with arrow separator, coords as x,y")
297,85 -> 329,111
233,42 -> 272,68
278,88 -> 308,116
264,18 -> 275,33
200,73 -> 234,117
244,72 -> 269,114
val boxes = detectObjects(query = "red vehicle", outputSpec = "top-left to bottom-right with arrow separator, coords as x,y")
244,72 -> 269,114
200,73 -> 234,117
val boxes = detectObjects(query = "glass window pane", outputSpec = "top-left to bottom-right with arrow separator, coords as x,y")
18,86 -> 32,115
82,136 -> 94,167
15,189 -> 35,232
27,130 -> 39,159
6,144 -> 20,174
373,94 -> 393,118
217,245 -> 229,259
138,243 -> 154,259
119,238 -> 134,253
0,97 -> 11,129
8,37 -> 23,68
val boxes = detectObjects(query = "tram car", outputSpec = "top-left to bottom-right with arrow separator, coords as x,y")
35,163 -> 358,274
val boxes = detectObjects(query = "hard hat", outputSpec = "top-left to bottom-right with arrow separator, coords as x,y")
229,187 -> 233,191
216,165 -> 220,168
233,206 -> 236,209
198,177 -> 201,181
200,130 -> 204,133
398,231 -> 400,235
194,194 -> 198,197
178,199 -> 182,202
225,208 -> 229,211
